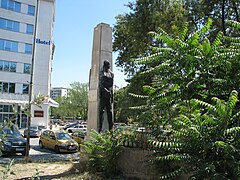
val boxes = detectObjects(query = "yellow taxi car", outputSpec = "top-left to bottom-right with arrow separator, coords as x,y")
39,130 -> 79,153
71,131 -> 85,144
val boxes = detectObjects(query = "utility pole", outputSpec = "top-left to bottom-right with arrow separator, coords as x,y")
25,0 -> 39,161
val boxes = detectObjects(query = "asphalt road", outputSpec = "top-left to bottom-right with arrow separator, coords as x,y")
0,137 -> 81,164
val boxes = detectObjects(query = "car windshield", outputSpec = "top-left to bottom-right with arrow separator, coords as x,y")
56,132 -> 72,140
30,126 -> 38,130
0,127 -> 22,138
2,128 -> 13,135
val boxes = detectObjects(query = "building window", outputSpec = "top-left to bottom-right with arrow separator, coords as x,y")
22,84 -> 29,94
24,63 -> 31,74
9,83 -> 15,93
6,19 -> 19,31
26,24 -> 33,34
25,43 -> 32,54
9,62 -> 16,72
0,18 -> 19,32
3,61 -> 9,71
0,82 -> 15,93
0,61 -> 3,70
0,39 -> 18,52
0,60 -> 16,72
3,82 -> 8,92
28,5 -> 35,16
1,0 -> 21,12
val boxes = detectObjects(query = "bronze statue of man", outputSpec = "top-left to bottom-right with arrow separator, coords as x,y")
99,60 -> 114,133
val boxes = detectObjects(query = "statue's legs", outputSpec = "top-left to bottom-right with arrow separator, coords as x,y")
99,104 -> 104,133
98,97 -> 113,133
105,100 -> 113,131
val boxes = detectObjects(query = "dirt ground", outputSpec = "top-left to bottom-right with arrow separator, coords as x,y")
0,161 -> 102,180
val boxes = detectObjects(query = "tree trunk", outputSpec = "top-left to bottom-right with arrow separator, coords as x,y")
221,0 -> 226,35
232,0 -> 239,22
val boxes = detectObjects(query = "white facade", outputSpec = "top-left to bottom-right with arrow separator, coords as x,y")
50,87 -> 68,99
0,0 -> 56,128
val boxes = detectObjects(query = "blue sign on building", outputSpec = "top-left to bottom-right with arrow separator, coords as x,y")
36,38 -> 50,45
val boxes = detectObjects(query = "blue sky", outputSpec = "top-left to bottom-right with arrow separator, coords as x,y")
52,0 -> 130,88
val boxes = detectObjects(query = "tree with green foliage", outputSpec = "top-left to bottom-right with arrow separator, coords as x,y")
51,82 -> 88,120
113,0 -> 239,77
150,91 -> 240,179
113,0 -> 189,76
68,82 -> 88,120
114,87 -> 145,123
51,96 -> 71,120
131,19 -> 240,127
129,20 -> 240,178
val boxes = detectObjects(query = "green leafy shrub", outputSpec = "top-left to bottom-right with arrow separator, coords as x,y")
129,19 -> 240,179
81,130 -> 122,178
149,90 -> 240,179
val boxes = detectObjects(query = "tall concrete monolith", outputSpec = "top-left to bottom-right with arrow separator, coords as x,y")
87,23 -> 113,136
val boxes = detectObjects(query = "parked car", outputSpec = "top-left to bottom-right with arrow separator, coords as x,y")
66,124 -> 87,133
0,127 -> 27,156
63,123 -> 77,130
39,130 -> 79,153
71,131 -> 85,145
23,126 -> 41,138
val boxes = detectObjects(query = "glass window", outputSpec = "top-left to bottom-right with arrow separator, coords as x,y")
6,19 -> 12,30
0,105 -> 2,112
3,114 -> 8,121
0,61 -> 3,71
9,83 -> 15,93
26,24 -> 33,34
22,84 -> 29,94
25,44 -> 32,54
8,0 -> 14,10
0,18 -> 6,29
9,114 -> 14,120
9,62 -> 16,72
24,63 -> 31,74
1,0 -> 21,12
0,39 -> 18,52
9,105 -> 13,112
5,40 -> 11,50
0,82 -> 2,92
14,1 -> 20,12
0,18 -> 19,31
0,39 -> 4,50
3,82 -> 8,92
13,21 -> 19,31
28,5 -> 35,16
3,61 -> 9,71
11,41 -> 18,52
3,105 -> 9,112
0,114 -> 2,123
1,0 -> 8,9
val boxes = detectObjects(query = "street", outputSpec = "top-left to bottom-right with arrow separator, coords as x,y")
0,137 -> 81,164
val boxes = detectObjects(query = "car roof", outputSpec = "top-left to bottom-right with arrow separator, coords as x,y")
42,129 -> 65,133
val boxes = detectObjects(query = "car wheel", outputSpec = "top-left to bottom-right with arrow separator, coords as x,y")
68,129 -> 72,133
39,141 -> 44,149
55,145 -> 60,153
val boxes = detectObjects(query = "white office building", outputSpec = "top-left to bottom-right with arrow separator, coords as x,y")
50,87 -> 68,99
0,0 -> 57,128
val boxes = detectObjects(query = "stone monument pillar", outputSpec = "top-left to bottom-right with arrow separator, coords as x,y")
87,23 -> 113,135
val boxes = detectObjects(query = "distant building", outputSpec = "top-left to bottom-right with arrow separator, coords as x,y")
0,0 -> 57,128
50,87 -> 68,99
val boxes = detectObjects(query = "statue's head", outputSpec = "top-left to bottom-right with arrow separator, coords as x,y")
103,60 -> 110,70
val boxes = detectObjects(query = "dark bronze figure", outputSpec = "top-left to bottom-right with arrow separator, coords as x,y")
99,60 -> 114,132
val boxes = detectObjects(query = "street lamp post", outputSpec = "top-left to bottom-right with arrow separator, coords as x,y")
25,0 -> 39,161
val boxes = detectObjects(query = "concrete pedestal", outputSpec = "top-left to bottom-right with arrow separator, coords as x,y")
87,23 -> 113,136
